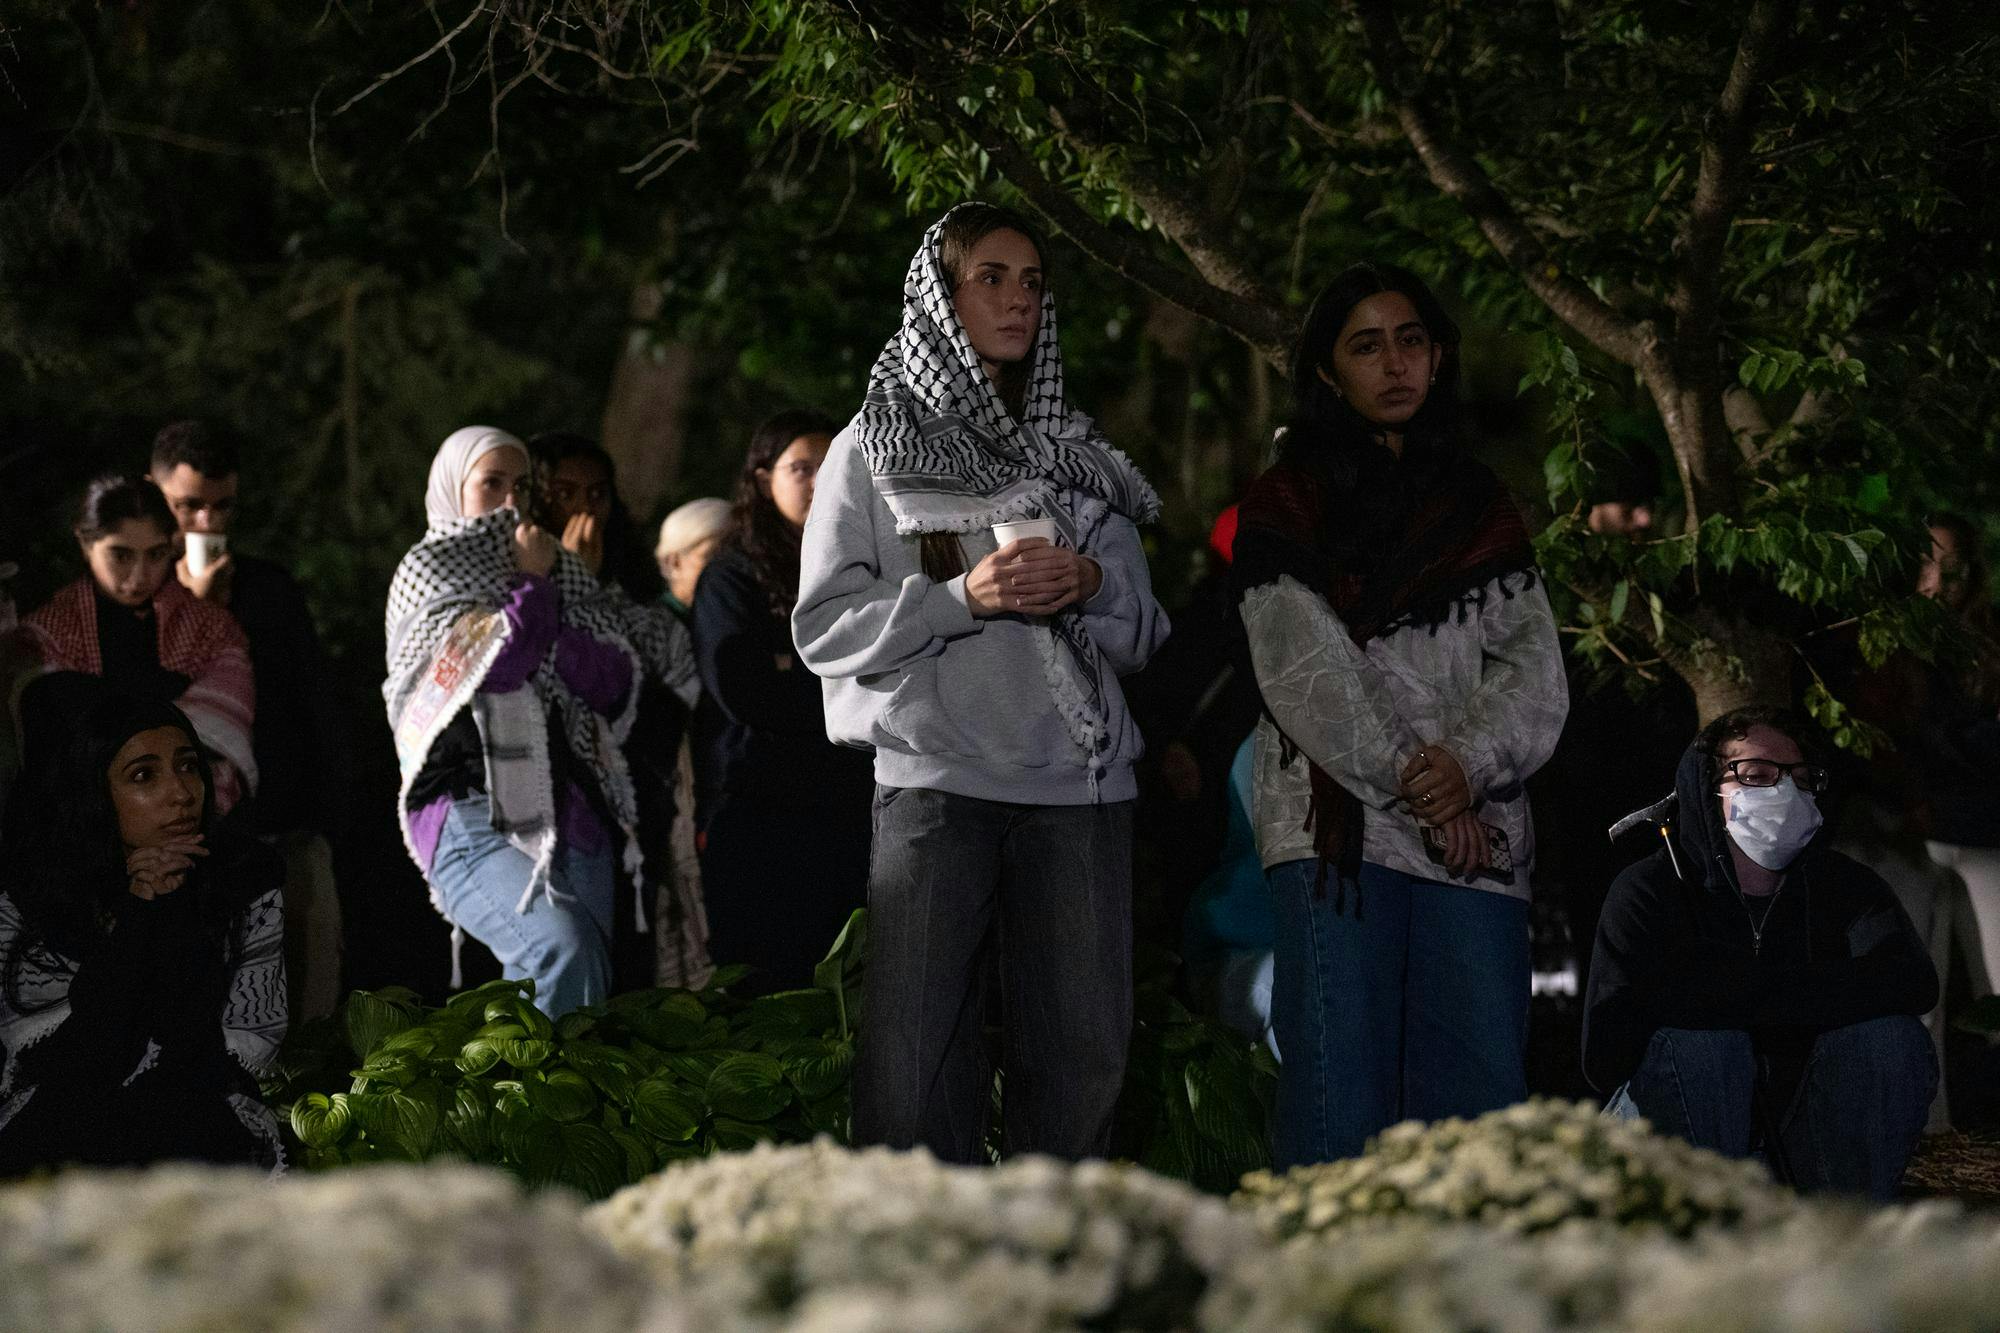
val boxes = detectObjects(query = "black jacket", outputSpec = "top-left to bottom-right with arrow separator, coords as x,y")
688,544 -> 872,824
1581,738 -> 1938,1094
228,555 -> 339,837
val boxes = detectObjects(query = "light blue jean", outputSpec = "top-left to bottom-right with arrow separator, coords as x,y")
429,794 -> 615,1017
1268,858 -> 1530,1168
1605,1017 -> 1936,1200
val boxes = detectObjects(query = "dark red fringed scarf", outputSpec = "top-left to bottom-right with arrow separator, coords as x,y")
1233,445 -> 1537,903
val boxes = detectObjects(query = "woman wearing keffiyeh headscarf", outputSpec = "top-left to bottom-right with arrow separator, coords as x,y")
384,427 -> 643,1017
794,204 -> 1169,1163
1234,262 -> 1569,1169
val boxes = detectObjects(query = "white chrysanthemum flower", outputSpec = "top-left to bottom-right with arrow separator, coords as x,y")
593,1139 -> 1262,1331
0,1163 -> 650,1332
1235,1098 -> 1794,1241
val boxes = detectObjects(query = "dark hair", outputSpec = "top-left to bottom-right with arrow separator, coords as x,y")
526,432 -> 661,601
937,203 -> 1047,290
1927,513 -> 1991,610
936,203 -> 1047,418
0,679 -> 249,1007
150,420 -> 242,479
727,409 -> 838,621
1275,262 -> 1466,578
1287,261 -> 1463,467
1694,705 -> 1825,791
74,474 -> 175,544
1926,512 -> 2000,706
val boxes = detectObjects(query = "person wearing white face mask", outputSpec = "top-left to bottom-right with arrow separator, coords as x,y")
1582,707 -> 1938,1200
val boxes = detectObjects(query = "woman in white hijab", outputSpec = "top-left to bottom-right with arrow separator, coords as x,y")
384,427 -> 644,1016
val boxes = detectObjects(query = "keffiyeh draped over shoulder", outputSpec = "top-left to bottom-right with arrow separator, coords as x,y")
384,434 -> 645,914
25,579 -> 258,813
849,206 -> 1161,792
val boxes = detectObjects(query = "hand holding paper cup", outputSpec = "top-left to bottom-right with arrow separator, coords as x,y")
186,532 -> 229,577
992,517 -> 1058,548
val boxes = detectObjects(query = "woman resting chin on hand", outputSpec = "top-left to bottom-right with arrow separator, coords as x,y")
0,678 -> 288,1176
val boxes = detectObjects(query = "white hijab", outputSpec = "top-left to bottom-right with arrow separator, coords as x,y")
424,426 -> 528,528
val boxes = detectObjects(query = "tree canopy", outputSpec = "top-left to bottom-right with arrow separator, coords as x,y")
5,1 -> 1996,732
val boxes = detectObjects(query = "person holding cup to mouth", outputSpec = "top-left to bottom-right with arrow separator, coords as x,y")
24,475 -> 259,817
794,203 -> 1168,1163
151,419 -> 346,1022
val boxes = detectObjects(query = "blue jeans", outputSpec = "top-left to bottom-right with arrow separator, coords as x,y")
429,795 -> 615,1017
855,786 -> 1134,1164
1269,858 -> 1529,1168
1605,1016 -> 1937,1200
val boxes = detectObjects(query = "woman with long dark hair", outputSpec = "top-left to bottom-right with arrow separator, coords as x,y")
0,676 -> 287,1174
1234,262 -> 1569,1166
25,476 -> 257,813
690,409 -> 873,991
793,204 -> 1168,1162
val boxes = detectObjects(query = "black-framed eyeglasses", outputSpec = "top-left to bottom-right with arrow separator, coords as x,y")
1720,757 -> 1830,793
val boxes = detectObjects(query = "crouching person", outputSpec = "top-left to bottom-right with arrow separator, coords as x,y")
1584,707 -> 1937,1200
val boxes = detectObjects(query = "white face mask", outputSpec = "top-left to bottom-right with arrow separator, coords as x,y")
1724,777 -> 1824,871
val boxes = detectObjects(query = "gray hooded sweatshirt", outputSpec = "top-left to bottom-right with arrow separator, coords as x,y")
792,429 -> 1168,806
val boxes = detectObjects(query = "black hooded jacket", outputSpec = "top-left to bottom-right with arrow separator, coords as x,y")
1581,738 -> 1938,1094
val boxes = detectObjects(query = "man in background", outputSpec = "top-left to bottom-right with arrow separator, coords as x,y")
152,419 -> 345,1019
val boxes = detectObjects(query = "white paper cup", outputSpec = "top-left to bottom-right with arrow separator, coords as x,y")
992,518 -> 1058,548
186,532 -> 228,576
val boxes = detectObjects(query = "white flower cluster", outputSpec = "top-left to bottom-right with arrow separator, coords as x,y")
1200,1202 -> 2000,1332
7,1118 -> 2000,1332
588,1138 -> 1262,1332
0,1163 -> 651,1333
1235,1098 -> 1793,1240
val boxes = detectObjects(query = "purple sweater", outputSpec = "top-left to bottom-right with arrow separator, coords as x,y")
408,573 -> 632,872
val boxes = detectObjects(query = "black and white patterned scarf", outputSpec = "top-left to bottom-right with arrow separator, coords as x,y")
850,206 -> 1161,787
384,506 -> 644,912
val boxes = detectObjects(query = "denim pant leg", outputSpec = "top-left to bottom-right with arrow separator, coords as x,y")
995,800 -> 1135,1161
1604,1027 -> 1757,1157
543,836 -> 615,1015
428,795 -> 613,1018
1268,859 -> 1411,1168
1780,1014 -> 1938,1201
1403,876 -> 1530,1126
853,786 -> 1005,1163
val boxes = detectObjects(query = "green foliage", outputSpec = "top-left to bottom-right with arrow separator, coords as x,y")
265,910 -> 1276,1198
1534,450 -> 1971,733
1114,972 -> 1277,1194
267,918 -> 868,1198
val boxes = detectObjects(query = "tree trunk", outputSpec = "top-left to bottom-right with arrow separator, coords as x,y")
1668,605 -> 1793,726
599,280 -> 697,521
1641,354 -> 1739,531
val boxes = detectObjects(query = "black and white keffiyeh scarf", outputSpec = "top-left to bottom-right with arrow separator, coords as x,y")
384,506 -> 644,916
850,206 -> 1161,790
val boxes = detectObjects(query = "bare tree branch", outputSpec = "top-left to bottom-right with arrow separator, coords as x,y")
1666,0 -> 1800,351
1047,98 -> 1291,321
1350,0 -> 1648,367
331,3 -> 484,118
